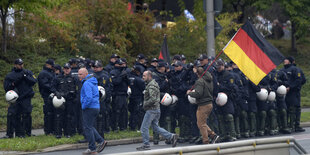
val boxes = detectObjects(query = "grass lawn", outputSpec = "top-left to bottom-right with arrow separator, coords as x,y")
301,112 -> 310,122
0,129 -> 142,152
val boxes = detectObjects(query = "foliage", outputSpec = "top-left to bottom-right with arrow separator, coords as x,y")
166,0 -> 241,62
255,0 -> 310,40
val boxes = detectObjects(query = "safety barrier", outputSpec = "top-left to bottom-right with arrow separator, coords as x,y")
107,136 -> 307,155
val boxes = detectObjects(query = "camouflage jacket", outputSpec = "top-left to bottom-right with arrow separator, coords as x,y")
143,79 -> 160,111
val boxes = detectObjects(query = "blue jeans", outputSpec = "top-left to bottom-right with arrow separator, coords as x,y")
140,109 -> 173,146
82,108 -> 104,151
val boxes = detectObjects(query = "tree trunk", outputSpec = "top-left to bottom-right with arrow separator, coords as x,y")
291,21 -> 297,53
1,13 -> 7,54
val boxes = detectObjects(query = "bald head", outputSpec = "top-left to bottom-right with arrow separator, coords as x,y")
78,68 -> 88,81
142,70 -> 152,82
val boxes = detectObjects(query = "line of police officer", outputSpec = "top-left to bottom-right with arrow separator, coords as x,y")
2,54 -> 306,144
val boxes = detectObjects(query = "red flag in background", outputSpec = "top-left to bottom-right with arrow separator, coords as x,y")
127,0 -> 134,14
159,35 -> 170,64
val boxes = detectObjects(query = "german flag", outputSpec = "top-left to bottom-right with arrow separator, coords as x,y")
223,21 -> 285,85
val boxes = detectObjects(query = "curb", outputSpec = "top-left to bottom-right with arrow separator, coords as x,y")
13,137 -> 145,155
1,122 -> 310,154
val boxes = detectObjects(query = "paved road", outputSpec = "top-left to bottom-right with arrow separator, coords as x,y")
35,127 -> 310,155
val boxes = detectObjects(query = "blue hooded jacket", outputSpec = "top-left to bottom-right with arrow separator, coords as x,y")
80,74 -> 100,110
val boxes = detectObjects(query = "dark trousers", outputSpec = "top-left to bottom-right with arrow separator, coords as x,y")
111,95 -> 128,130
7,97 -> 33,137
43,97 -> 55,135
82,108 -> 104,151
128,97 -> 144,130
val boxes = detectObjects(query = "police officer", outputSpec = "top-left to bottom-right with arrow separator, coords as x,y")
38,59 -> 56,135
256,74 -> 271,136
231,62 -> 250,138
54,64 -> 62,76
104,54 -> 120,73
110,58 -> 130,131
147,58 -> 158,72
128,65 -> 145,131
168,60 -> 191,143
282,57 -> 305,132
93,60 -> 112,136
2,58 -> 37,138
53,63 -> 78,138
247,80 -> 260,137
135,54 -> 147,73
274,69 -> 291,134
214,60 -> 237,142
267,69 -> 280,135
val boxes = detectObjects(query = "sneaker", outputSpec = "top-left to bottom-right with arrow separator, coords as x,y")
136,145 -> 151,151
82,149 -> 97,155
96,141 -> 107,153
171,134 -> 178,147
210,135 -> 219,144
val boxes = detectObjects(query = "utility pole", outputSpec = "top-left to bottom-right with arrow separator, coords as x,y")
206,0 -> 215,57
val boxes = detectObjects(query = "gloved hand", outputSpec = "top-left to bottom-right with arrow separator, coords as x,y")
127,87 -> 132,96
49,93 -> 55,99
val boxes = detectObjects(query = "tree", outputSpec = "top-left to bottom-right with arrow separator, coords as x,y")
255,0 -> 310,53
0,0 -> 65,54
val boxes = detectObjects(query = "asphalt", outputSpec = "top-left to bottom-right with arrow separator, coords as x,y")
0,108 -> 310,155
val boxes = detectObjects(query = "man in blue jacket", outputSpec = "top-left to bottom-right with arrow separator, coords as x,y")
78,68 -> 107,155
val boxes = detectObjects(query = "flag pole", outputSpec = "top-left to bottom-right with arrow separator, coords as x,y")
190,50 -> 224,91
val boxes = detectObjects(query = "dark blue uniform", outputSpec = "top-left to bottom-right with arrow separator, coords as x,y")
54,72 -> 78,137
110,66 -> 130,131
128,71 -> 145,131
4,68 -> 37,137
38,66 -> 56,135
104,62 -> 115,73
168,68 -> 191,142
216,69 -> 238,141
282,63 -> 303,131
94,69 -> 112,135
274,69 -> 291,133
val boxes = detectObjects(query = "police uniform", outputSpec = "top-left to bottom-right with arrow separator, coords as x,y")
266,70 -> 279,135
168,61 -> 191,143
104,54 -> 120,73
3,58 -> 37,138
215,61 -> 237,142
93,60 -> 113,136
53,63 -> 78,138
128,65 -> 145,131
256,75 -> 270,136
282,59 -> 304,132
38,59 -> 56,135
110,59 -> 130,131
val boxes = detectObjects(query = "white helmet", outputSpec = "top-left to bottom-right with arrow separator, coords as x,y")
216,92 -> 228,106
171,95 -> 178,104
98,86 -> 106,99
188,95 -> 196,104
5,90 -> 19,104
257,88 -> 268,101
277,85 -> 287,96
267,91 -> 276,102
161,93 -> 173,106
52,96 -> 66,108
188,90 -> 196,104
